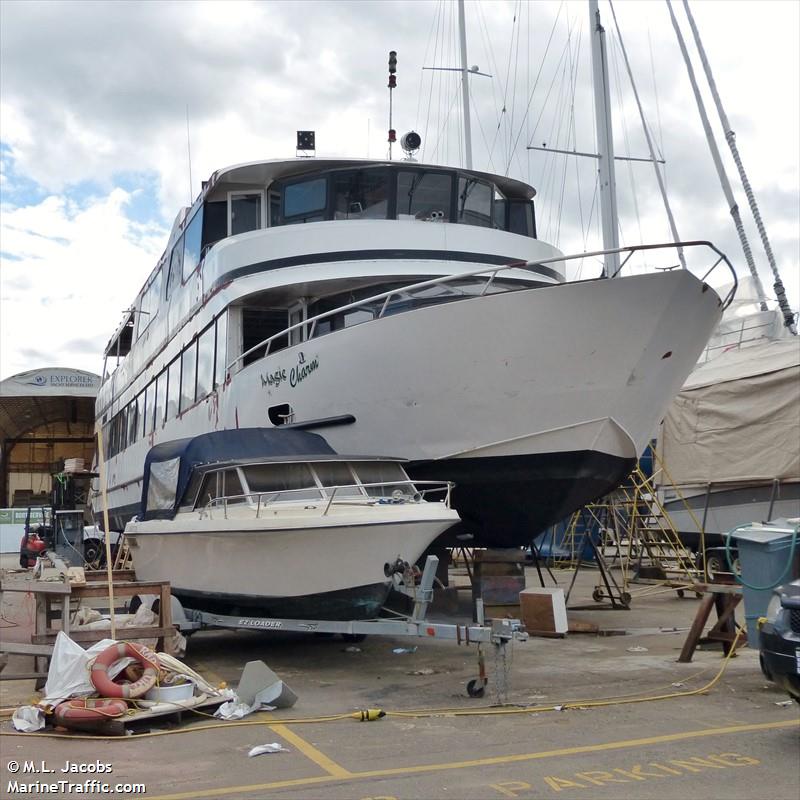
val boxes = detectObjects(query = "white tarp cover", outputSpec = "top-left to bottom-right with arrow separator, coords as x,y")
146,456 -> 181,511
658,339 -> 800,486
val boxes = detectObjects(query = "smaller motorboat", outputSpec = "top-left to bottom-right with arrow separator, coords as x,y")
124,428 -> 459,620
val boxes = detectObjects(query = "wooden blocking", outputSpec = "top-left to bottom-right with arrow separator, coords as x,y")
472,549 -> 527,621
519,587 -> 568,635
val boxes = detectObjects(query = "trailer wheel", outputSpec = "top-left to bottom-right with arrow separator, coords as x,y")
83,538 -> 104,568
466,678 -> 486,698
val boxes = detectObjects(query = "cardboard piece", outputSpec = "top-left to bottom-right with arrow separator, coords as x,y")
519,587 -> 568,634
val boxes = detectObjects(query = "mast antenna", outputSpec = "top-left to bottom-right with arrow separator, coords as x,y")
388,50 -> 397,159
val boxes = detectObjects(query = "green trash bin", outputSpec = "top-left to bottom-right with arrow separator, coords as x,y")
729,519 -> 800,645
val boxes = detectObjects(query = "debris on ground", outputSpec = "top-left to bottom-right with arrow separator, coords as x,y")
626,645 -> 649,653
392,646 -> 418,654
248,743 -> 290,757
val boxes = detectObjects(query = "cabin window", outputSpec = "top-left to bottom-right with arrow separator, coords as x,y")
137,268 -> 162,337
283,178 -> 327,223
332,170 -> 389,220
229,191 -> 264,236
268,190 -> 280,226
396,171 -> 452,220
196,324 -> 215,400
166,358 -> 181,421
165,237 -> 183,302
143,381 -> 155,436
182,208 -> 204,281
196,469 -> 247,508
351,461 -> 415,498
242,463 -> 322,502
457,177 -> 492,227
214,311 -> 228,387
312,462 -> 363,497
180,340 -> 197,411
288,301 -> 307,345
154,370 -> 167,429
127,395 -> 140,446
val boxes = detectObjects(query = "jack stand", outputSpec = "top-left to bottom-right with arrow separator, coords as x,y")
467,598 -> 488,698
565,528 -> 631,609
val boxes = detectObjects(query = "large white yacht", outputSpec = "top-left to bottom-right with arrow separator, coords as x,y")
94,156 -> 733,546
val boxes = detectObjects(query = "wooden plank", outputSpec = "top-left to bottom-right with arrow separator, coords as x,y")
32,626 -> 174,645
71,581 -> 170,599
0,642 -> 55,656
0,579 -> 71,595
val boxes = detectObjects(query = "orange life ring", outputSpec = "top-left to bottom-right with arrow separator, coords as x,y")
90,642 -> 160,699
54,697 -> 129,725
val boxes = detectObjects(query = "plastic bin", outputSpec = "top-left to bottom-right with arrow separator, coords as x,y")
729,519 -> 800,645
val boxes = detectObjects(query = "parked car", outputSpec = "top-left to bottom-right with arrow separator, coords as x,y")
758,578 -> 800,702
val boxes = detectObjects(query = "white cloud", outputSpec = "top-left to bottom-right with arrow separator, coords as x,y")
1,190 -> 166,378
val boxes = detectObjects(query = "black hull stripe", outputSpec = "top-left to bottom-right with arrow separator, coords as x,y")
212,248 -> 563,291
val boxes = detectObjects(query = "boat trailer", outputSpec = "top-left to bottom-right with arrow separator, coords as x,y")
171,556 -> 528,700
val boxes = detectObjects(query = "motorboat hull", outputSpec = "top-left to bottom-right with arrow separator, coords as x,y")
125,509 -> 455,620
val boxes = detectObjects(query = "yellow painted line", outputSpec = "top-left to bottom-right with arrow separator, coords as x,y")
270,722 -> 353,778
144,718 -> 798,800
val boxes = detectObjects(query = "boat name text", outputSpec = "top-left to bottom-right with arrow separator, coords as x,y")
260,352 -> 319,391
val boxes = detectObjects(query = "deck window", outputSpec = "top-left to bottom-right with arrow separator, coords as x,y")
457,177 -> 492,227
283,178 -> 327,223
154,370 -> 167,429
127,395 -> 140,446
242,463 -> 323,502
182,208 -> 204,281
180,341 -> 197,412
214,312 -> 228,387
137,268 -> 162,337
396,171 -> 452,220
165,237 -> 183,302
508,200 -> 535,238
166,358 -> 181,420
196,324 -> 215,400
143,382 -> 154,436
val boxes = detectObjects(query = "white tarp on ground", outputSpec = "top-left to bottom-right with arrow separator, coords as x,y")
657,339 -> 800,487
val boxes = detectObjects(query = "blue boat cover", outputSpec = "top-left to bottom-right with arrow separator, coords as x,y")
140,428 -> 335,520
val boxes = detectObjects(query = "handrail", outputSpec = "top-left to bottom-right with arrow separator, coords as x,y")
203,479 -> 454,519
228,240 -> 737,372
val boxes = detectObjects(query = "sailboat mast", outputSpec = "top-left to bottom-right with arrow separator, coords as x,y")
681,0 -> 796,334
589,0 -> 621,277
457,0 -> 473,170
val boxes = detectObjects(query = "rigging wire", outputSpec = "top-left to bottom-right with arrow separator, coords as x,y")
503,1 -> 565,175
415,2 -> 441,135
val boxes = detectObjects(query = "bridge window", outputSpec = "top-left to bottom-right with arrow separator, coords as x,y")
396,170 -> 452,220
228,191 -> 264,235
283,178 -> 327,223
457,177 -> 492,227
332,170 -> 389,220
166,357 -> 181,420
180,341 -> 197,412
196,324 -> 215,400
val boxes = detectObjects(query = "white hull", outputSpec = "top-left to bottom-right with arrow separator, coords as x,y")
102,267 -> 722,543
125,503 -> 456,616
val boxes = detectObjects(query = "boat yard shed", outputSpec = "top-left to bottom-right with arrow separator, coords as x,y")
0,368 -> 99,550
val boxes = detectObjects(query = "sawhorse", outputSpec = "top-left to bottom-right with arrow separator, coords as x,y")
679,583 -> 746,662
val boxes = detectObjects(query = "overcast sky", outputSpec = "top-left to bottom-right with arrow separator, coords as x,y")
1,0 -> 798,381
